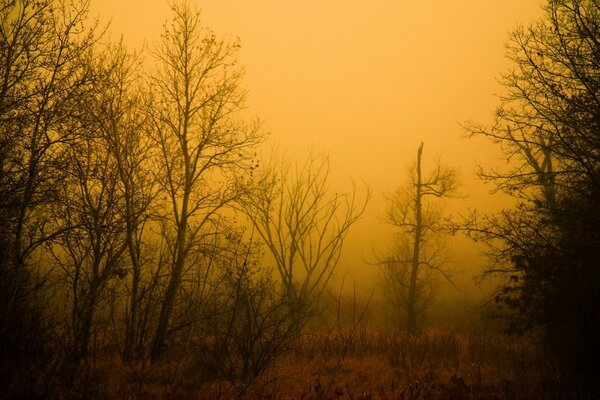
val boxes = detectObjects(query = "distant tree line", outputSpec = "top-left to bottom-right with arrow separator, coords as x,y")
0,1 -> 366,397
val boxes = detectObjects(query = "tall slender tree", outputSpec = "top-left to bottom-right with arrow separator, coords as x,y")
148,1 -> 262,359
80,42 -> 156,362
381,143 -> 457,333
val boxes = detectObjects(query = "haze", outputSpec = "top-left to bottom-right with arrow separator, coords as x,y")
90,0 -> 543,312
6,1 -> 600,396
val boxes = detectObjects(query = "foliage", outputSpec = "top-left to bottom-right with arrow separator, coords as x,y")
464,0 -> 600,388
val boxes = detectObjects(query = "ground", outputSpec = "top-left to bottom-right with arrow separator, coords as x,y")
65,329 -> 562,399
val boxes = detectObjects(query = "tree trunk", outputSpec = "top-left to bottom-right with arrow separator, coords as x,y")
151,211 -> 188,360
124,244 -> 140,362
123,191 -> 143,362
406,143 -> 423,334
75,303 -> 94,361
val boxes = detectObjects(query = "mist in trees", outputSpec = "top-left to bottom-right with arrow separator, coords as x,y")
378,143 -> 458,334
239,155 -> 368,316
462,0 -> 600,389
1,0 -> 600,397
0,1 -> 368,396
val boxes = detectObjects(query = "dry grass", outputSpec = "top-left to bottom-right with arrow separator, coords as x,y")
66,328 -> 562,399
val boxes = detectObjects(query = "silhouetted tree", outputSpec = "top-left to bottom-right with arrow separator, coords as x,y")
0,0 -> 98,392
239,155 -> 368,317
79,42 -> 157,363
380,143 -> 458,333
50,117 -> 128,362
464,0 -> 600,388
148,1 -> 262,360
0,0 -> 97,276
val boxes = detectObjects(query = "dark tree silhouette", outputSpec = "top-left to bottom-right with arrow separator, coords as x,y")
0,0 -> 99,393
73,42 -> 156,363
464,0 -> 600,389
147,1 -> 262,360
380,143 -> 458,333
239,154 -> 368,316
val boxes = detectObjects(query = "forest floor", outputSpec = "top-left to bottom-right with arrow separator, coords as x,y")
69,329 -> 566,399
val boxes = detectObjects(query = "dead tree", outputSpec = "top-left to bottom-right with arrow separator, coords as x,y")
381,143 -> 457,333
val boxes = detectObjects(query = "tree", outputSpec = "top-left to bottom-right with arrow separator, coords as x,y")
148,1 -> 262,360
78,42 -> 156,363
239,155 -> 368,316
463,0 -> 600,388
50,112 -> 128,361
379,143 -> 458,333
0,0 -> 97,274
0,0 -> 99,386
197,233 -> 300,395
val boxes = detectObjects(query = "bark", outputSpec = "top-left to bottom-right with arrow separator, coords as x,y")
406,143 -> 423,334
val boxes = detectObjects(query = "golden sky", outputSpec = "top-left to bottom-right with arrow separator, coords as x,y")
90,1 -> 544,293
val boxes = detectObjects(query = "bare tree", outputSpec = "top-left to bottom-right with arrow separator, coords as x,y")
462,1 -> 600,386
380,143 -> 458,333
80,42 -> 157,362
0,0 -> 99,385
49,43 -> 150,361
191,232 -> 301,396
147,1 -> 263,360
0,0 -> 98,275
463,1 -> 600,207
50,130 -> 128,361
239,155 -> 369,315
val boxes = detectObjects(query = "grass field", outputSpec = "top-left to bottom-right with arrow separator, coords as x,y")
70,329 -> 561,399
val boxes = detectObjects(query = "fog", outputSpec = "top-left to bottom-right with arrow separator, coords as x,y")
6,0 -> 600,396
89,1 -> 541,316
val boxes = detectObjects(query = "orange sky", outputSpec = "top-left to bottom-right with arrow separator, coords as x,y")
90,1 -> 544,294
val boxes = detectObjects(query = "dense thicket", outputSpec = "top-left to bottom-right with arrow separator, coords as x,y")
0,1 -> 364,397
465,0 -> 600,389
